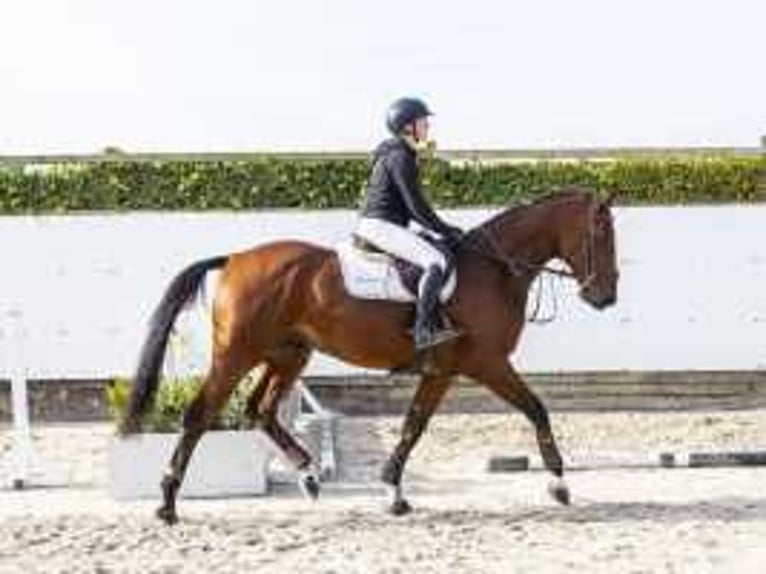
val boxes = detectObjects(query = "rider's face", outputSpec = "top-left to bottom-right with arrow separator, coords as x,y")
412,117 -> 430,142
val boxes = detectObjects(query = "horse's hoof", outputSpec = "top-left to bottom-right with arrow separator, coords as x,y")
298,472 -> 321,501
389,499 -> 412,516
156,505 -> 178,525
548,478 -> 571,506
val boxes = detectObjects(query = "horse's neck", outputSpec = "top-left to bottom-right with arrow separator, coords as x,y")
490,202 -> 562,274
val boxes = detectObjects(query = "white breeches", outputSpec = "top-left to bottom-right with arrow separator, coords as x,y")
355,217 -> 447,296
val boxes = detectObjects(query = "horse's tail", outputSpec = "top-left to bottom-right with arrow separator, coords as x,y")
120,255 -> 228,435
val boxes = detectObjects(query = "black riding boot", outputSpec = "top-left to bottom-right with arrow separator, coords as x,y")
414,266 -> 461,353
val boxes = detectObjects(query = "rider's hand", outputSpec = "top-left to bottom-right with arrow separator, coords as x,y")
445,225 -> 465,248
449,225 -> 464,239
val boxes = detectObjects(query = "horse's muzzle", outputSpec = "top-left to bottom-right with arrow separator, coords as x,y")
581,286 -> 617,310
591,292 -> 617,310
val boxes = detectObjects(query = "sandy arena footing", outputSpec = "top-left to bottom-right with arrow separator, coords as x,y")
2,410 -> 766,573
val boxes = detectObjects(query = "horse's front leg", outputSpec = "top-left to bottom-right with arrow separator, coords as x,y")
471,360 -> 570,505
381,372 -> 452,515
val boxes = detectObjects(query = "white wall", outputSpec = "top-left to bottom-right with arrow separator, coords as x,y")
518,206 -> 766,371
1,206 -> 765,378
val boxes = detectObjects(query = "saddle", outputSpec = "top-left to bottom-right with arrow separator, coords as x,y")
335,234 -> 457,303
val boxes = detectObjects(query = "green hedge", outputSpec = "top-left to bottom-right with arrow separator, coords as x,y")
1,156 -> 764,213
107,375 -> 259,433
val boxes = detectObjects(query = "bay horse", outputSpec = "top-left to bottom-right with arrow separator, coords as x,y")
121,187 -> 618,524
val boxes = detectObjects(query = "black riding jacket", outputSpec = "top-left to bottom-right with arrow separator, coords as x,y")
360,138 -> 453,235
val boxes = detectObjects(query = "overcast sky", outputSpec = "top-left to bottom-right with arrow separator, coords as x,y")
0,0 -> 763,153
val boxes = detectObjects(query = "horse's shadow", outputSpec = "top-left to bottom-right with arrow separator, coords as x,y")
183,496 -> 766,541
314,496 -> 766,531
479,497 -> 766,525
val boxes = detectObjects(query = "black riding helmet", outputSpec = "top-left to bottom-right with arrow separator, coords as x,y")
386,97 -> 433,135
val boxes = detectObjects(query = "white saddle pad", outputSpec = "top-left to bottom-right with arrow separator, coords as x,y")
335,241 -> 456,303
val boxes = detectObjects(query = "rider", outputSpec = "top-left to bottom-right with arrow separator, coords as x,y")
355,97 -> 464,357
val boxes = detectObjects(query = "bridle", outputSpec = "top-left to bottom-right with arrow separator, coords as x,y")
463,202 -> 601,290
459,204 -> 603,323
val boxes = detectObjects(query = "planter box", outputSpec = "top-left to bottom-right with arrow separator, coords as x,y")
108,430 -> 274,500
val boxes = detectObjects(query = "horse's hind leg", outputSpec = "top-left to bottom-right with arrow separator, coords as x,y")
381,372 -> 452,515
157,354 -> 256,525
244,363 -> 277,425
248,341 -> 319,498
473,360 -> 569,505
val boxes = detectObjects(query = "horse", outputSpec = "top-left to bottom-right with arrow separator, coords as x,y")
121,187 -> 618,524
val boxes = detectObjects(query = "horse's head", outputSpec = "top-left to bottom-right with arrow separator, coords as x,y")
557,192 -> 619,310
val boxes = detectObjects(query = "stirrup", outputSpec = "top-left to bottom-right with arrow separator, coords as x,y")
416,325 -> 463,351
419,327 -> 462,349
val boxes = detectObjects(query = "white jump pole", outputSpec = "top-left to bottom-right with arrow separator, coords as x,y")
8,311 -> 33,489
297,381 -> 338,480
10,369 -> 32,489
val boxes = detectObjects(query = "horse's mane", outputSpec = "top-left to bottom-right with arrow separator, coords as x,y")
477,187 -> 595,232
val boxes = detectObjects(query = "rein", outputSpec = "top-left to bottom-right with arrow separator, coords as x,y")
462,227 -> 576,280
463,201 -> 600,289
